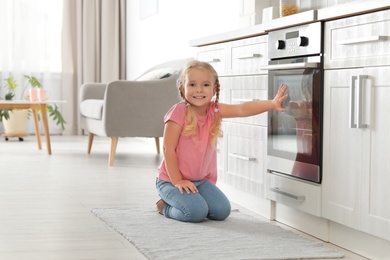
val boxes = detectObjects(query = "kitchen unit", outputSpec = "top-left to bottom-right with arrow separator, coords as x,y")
191,2 -> 390,259
322,8 -> 390,243
196,35 -> 272,217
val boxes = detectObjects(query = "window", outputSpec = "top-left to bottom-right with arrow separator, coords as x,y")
0,0 -> 62,73
0,0 -> 63,134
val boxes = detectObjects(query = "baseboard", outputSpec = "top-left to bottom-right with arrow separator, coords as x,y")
217,182 -> 272,219
329,221 -> 390,260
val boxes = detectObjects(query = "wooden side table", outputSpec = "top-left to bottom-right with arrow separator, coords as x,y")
0,100 -> 66,154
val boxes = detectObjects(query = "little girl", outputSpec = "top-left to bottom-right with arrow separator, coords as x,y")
156,60 -> 288,223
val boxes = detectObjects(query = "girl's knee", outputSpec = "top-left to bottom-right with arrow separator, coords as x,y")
185,203 -> 208,223
216,206 -> 231,220
208,201 -> 231,221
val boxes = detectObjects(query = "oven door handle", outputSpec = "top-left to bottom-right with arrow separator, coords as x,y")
260,62 -> 319,71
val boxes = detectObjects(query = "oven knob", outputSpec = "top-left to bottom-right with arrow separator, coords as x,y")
298,36 -> 309,47
276,40 -> 285,50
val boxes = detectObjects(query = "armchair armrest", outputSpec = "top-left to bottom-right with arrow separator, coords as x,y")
80,83 -> 107,101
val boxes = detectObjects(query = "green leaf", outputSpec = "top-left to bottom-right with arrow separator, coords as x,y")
5,76 -> 18,91
47,104 -> 66,131
5,92 -> 15,101
24,75 -> 43,88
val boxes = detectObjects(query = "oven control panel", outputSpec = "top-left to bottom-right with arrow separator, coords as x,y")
268,22 -> 322,59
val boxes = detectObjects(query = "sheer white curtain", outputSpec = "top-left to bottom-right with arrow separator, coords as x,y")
1,0 -> 126,135
0,0 -> 63,134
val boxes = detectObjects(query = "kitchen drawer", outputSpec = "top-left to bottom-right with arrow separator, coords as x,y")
266,172 -> 322,217
225,123 -> 267,196
228,35 -> 268,76
324,9 -> 390,69
196,43 -> 227,76
223,75 -> 268,126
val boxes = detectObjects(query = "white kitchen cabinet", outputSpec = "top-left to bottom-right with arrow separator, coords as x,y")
323,67 -> 390,241
225,122 -> 267,196
322,9 -> 390,241
224,36 -> 269,198
322,68 -> 363,230
195,35 -> 269,200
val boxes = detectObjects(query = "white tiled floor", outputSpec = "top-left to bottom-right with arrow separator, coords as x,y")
0,135 -> 368,259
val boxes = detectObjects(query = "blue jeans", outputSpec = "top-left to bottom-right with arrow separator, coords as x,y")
156,178 -> 231,223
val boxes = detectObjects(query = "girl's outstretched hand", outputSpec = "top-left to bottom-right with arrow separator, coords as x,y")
272,84 -> 288,112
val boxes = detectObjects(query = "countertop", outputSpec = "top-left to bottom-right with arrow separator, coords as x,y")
190,0 -> 390,47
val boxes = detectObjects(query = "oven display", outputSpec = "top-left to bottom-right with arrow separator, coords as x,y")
286,31 -> 299,39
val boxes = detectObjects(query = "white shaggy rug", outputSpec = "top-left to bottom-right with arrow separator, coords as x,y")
91,207 -> 343,260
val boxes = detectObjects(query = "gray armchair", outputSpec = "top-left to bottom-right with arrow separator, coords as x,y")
80,58 -> 192,166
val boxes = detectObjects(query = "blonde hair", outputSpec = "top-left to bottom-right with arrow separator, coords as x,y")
178,60 -> 223,143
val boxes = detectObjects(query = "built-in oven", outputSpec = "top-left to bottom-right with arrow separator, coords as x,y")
262,22 -> 323,183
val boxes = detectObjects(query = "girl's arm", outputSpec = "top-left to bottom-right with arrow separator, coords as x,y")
220,84 -> 288,118
162,121 -> 198,194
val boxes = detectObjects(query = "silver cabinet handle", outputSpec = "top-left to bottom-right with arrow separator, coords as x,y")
349,76 -> 357,128
260,62 -> 319,71
236,53 -> 261,59
232,98 -> 260,103
204,58 -> 221,63
228,153 -> 256,161
270,187 -> 305,202
349,75 -> 368,129
356,75 -> 368,129
338,35 -> 387,45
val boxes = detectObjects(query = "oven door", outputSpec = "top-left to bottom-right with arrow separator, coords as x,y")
262,57 -> 322,183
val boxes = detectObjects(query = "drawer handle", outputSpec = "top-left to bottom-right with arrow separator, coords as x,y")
338,35 -> 387,45
236,53 -> 261,60
232,98 -> 260,103
204,58 -> 221,63
270,187 -> 305,202
228,153 -> 256,161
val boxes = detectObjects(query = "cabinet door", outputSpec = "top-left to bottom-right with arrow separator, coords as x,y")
360,67 -> 390,241
323,67 -> 390,241
322,68 -> 364,229
225,123 -> 267,197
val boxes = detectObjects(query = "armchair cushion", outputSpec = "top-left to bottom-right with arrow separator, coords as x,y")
80,99 -> 104,120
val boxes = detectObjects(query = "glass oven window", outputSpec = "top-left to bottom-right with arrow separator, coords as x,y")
268,68 -> 320,166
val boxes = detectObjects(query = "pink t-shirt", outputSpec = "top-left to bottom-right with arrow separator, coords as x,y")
157,101 -> 220,184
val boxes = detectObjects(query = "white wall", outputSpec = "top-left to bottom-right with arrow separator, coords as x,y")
126,0 -> 241,79
125,0 -> 350,79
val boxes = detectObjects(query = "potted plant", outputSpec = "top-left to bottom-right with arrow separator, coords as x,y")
0,75 -> 66,140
